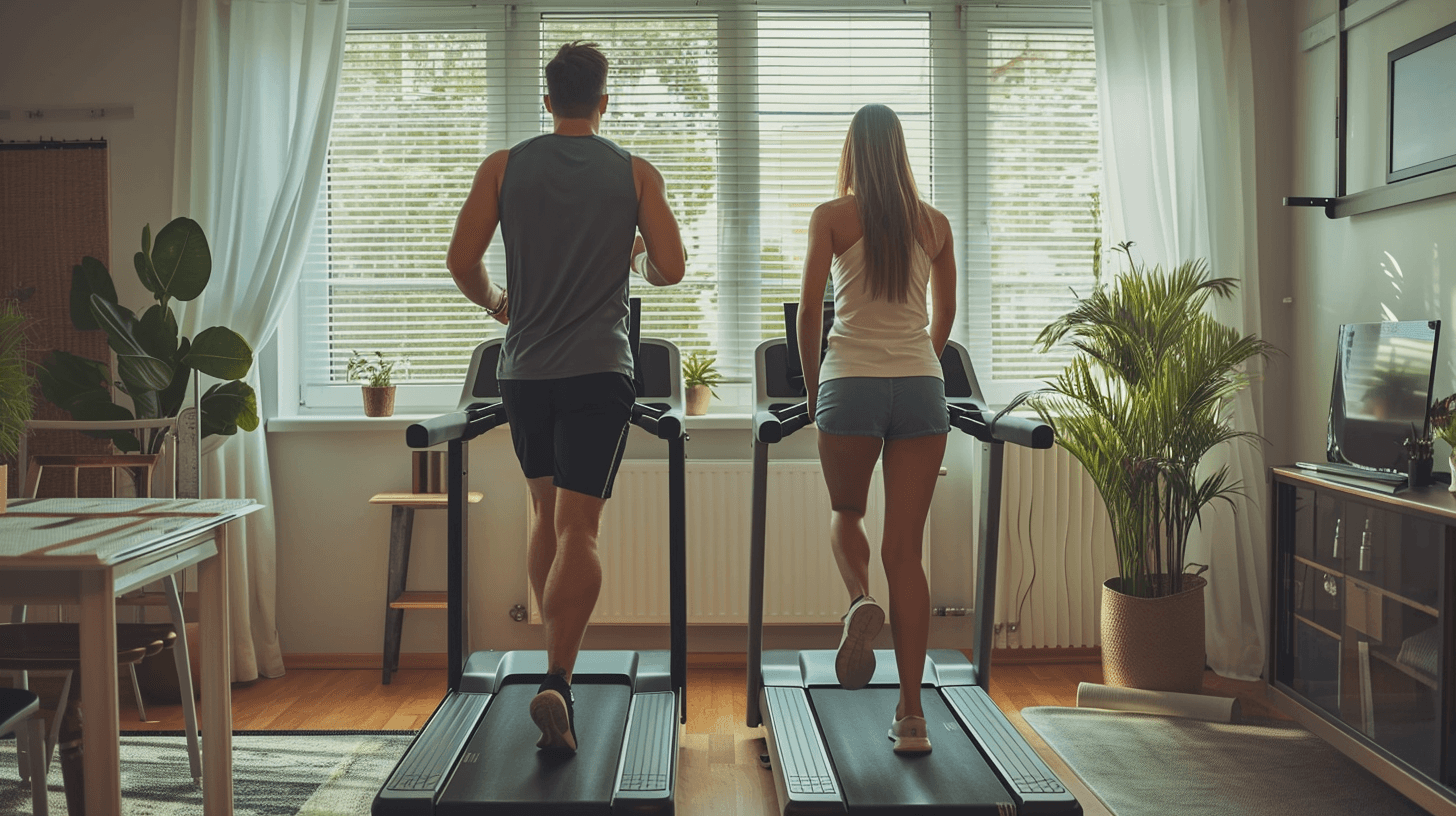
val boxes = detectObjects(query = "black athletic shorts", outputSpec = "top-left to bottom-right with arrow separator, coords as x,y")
498,372 -> 635,499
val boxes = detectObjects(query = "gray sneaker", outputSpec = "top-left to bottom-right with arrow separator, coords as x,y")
834,595 -> 884,690
530,674 -> 577,753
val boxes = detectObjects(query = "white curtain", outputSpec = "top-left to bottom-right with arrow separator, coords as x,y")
1092,0 -> 1268,680
173,0 -> 349,681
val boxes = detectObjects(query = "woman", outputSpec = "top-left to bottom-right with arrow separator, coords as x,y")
797,103 -> 956,755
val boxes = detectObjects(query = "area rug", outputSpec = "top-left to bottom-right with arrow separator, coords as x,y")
1022,706 -> 1428,816
0,730 -> 413,815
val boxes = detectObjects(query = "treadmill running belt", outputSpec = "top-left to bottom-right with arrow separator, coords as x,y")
810,688 -> 1015,816
437,683 -> 632,816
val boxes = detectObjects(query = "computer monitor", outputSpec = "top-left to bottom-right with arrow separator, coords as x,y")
1327,320 -> 1441,473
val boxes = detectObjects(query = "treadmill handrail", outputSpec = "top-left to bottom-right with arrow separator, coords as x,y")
631,402 -> 686,441
753,401 -> 810,444
947,403 -> 1053,449
406,402 -> 509,449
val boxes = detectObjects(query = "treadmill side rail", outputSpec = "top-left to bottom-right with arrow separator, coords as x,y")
373,691 -> 492,815
760,686 -> 847,816
612,691 -> 680,814
942,685 -> 1082,814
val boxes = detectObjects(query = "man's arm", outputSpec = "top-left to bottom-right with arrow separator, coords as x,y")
632,156 -> 685,286
447,149 -> 511,322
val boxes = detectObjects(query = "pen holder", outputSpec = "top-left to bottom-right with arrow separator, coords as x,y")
1408,455 -> 1433,489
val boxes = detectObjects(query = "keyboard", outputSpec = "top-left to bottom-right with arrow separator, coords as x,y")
1294,461 -> 1407,485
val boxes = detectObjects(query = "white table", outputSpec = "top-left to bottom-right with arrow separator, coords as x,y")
0,497 -> 259,815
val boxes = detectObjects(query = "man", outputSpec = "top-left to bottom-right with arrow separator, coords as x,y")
445,41 -> 685,754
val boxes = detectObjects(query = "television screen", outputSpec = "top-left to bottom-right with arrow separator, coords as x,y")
1387,21 -> 1456,183
1327,320 -> 1441,473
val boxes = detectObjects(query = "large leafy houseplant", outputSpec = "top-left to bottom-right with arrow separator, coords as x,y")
1020,243 -> 1274,599
37,217 -> 258,455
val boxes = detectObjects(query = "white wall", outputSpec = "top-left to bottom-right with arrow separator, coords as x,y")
1290,0 -> 1456,467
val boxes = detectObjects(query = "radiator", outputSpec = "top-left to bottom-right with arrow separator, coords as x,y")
993,444 -> 1117,649
529,460 -> 927,625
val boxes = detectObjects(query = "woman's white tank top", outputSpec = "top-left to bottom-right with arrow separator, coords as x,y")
818,236 -> 942,383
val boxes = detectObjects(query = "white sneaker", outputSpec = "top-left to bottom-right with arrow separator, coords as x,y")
889,715 -> 932,754
834,595 -> 884,690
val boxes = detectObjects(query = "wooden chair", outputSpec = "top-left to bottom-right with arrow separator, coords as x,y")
1,687 -> 48,815
10,414 -> 203,785
23,453 -> 161,501
0,623 -> 177,816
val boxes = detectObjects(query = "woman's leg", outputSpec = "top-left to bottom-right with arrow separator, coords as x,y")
817,432 -> 884,599
880,432 -> 947,720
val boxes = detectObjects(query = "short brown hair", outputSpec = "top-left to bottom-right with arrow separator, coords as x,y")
546,41 -> 608,119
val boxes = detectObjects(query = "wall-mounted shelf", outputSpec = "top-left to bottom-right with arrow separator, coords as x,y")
1286,0 -> 1456,219
1288,167 -> 1456,218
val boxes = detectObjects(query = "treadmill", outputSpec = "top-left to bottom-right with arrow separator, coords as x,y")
374,301 -> 689,815
746,303 -> 1080,815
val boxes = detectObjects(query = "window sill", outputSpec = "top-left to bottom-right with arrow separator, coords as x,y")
267,411 -> 756,433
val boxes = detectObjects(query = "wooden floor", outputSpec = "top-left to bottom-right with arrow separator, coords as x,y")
117,658 -> 1281,816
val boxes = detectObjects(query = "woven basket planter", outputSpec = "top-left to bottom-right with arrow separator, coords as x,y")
361,386 -> 396,418
1100,574 -> 1207,694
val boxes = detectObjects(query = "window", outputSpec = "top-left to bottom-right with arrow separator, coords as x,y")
292,1 -> 1099,411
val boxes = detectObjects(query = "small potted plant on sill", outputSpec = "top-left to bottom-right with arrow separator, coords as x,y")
682,350 -> 722,417
0,299 -> 37,512
348,350 -> 408,418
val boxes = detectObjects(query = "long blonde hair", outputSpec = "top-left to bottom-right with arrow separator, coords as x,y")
837,104 -> 926,303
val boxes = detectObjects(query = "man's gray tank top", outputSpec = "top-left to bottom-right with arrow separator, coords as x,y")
496,133 -> 637,380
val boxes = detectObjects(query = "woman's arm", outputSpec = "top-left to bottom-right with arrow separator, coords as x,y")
926,207 -> 957,357
798,203 -> 835,417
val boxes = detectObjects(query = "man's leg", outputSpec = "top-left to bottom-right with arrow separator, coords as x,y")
530,371 -> 633,753
541,487 -> 607,681
525,476 -> 558,612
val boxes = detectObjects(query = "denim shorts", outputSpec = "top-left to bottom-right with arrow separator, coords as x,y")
815,376 -> 950,440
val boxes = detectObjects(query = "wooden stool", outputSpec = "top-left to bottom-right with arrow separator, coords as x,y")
371,491 -> 483,684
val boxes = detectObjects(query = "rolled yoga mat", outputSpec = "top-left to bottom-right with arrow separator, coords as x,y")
1075,682 -> 1241,722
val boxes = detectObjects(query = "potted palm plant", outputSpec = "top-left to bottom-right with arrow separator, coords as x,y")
0,299 -> 37,512
1018,242 -> 1274,692
682,350 -> 722,416
348,350 -> 408,417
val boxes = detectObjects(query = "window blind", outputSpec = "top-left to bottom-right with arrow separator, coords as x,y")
295,3 -> 1099,408
964,25 -> 1101,387
300,30 -> 492,391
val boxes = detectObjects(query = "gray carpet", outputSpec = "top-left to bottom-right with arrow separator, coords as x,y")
1022,706 -> 1429,816
0,731 -> 412,815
